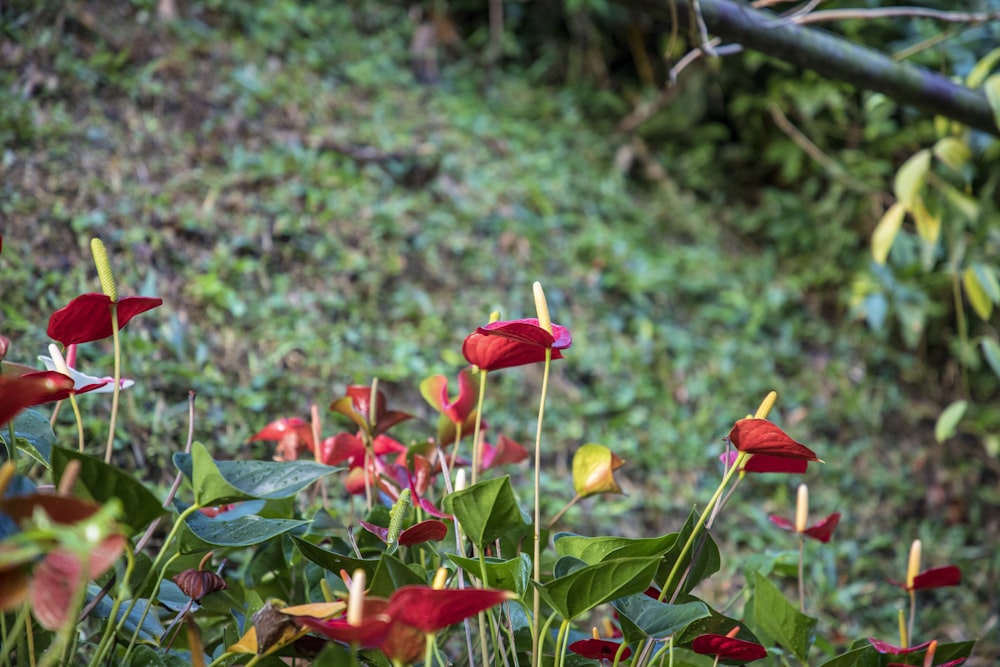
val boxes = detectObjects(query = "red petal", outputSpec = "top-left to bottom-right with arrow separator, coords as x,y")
691,634 -> 768,662
321,433 -> 365,467
744,453 -> 809,474
803,512 -> 840,543
728,419 -> 819,461
768,514 -> 796,532
569,638 -> 631,660
298,605 -> 392,648
869,638 -> 934,654
462,319 -> 571,371
481,434 -> 530,469
30,534 -> 125,630
386,586 -> 514,633
0,372 -> 75,425
398,520 -> 448,545
911,565 -> 961,590
359,521 -> 389,542
47,294 -> 162,346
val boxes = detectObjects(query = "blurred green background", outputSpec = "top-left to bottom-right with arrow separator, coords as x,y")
2,0 -> 998,661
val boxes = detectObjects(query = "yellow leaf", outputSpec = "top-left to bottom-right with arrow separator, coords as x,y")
871,202 -> 906,265
967,47 -> 1000,88
932,137 -> 971,172
963,267 -> 994,320
985,74 -> 1000,133
226,601 -> 343,656
894,150 -> 931,209
911,197 -> 941,245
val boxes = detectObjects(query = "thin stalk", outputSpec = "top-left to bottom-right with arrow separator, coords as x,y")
470,370 -> 489,485
121,552 -> 183,664
546,494 -> 580,529
5,420 -> 17,462
798,537 -> 806,612
553,619 -> 571,667
531,349 -> 553,667
3,606 -> 29,667
477,548 -> 491,667
88,548 -> 136,667
447,422 -> 463,478
24,615 -> 35,667
907,588 -> 917,649
951,272 -> 971,396
68,394 -> 84,453
103,304 -> 121,464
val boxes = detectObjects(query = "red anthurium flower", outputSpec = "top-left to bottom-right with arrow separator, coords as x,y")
883,639 -> 967,667
420,369 -> 476,424
47,293 -> 162,346
691,627 -> 768,663
769,512 -> 841,543
569,638 -> 631,661
359,519 -> 449,546
480,434 -> 530,470
720,450 -> 808,474
462,318 -> 572,371
727,419 -> 820,461
870,638 -> 935,654
38,351 -> 134,395
330,386 -> 413,438
0,372 -> 75,426
250,417 -> 316,461
889,565 -> 962,591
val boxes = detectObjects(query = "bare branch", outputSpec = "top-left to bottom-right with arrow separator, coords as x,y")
794,6 -> 1000,26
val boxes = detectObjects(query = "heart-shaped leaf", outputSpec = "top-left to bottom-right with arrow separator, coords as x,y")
555,531 -> 677,565
448,553 -> 532,595
612,593 -> 710,643
535,556 -> 660,620
744,571 -> 816,663
443,476 -> 530,550
291,536 -> 379,579
52,447 -> 164,533
179,503 -> 308,553
174,442 -> 338,506
656,509 -> 721,599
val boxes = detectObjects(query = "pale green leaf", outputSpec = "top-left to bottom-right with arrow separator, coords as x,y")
967,47 -> 1000,87
871,202 -> 905,265
938,181 -> 980,222
984,74 -> 1000,132
932,137 -> 971,172
911,197 -> 940,245
935,400 -> 967,443
981,337 -> 1000,379
963,266 -> 994,320
893,149 -> 930,209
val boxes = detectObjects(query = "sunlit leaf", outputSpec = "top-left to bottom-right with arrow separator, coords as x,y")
984,74 -> 1000,132
910,197 -> 941,246
967,47 -> 1000,88
554,531 -> 676,565
932,137 -> 971,172
612,593 -> 710,643
444,476 -> 530,550
962,266 -> 993,320
534,556 -> 660,620
981,338 -> 1000,379
745,571 -> 816,663
871,202 -> 906,265
935,400 -> 968,443
0,409 -> 56,467
448,553 -> 532,595
571,443 -> 625,498
893,149 -> 930,209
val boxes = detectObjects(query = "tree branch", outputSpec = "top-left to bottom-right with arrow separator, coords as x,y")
612,0 -> 1000,136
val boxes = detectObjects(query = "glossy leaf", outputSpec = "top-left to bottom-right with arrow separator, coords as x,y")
932,137 -> 971,172
448,553 -> 532,594
555,531 -> 676,565
535,556 -> 660,620
745,571 -> 816,663
52,447 -> 164,532
613,593 -> 710,643
871,202 -> 906,265
656,509 -> 721,599
985,74 -> 1000,131
893,149 -> 930,209
935,401 -> 967,443
0,409 -> 57,467
981,337 -> 1000,379
174,442 -> 338,506
444,476 -> 530,550
369,553 -> 426,598
179,505 -> 308,553
291,536 -> 378,578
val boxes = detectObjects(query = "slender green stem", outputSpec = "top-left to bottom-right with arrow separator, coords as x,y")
103,305 -> 121,464
5,420 -> 17,462
907,588 -> 917,648
798,537 -> 806,612
531,349 -> 553,667
423,632 -> 436,667
553,619 -> 571,667
477,548 -> 491,667
88,548 -> 136,667
68,394 -> 84,453
121,552 -> 182,664
471,369 -> 489,485
3,606 -> 29,667
546,494 -> 580,530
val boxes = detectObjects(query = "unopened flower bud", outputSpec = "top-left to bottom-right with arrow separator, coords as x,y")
532,282 -> 552,334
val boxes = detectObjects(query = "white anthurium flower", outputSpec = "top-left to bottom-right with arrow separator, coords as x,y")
39,345 -> 134,394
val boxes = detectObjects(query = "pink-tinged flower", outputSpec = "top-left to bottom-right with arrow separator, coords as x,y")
250,417 -> 316,461
199,503 -> 240,518
727,419 -> 819,461
889,565 -> 962,591
870,638 -> 934,654
691,627 -> 767,663
47,293 -> 162,346
330,386 -> 413,438
359,519 -> 449,546
769,512 -> 841,543
480,434 -> 530,470
420,369 -> 476,424
882,639 -> 967,667
462,318 -> 572,371
0,334 -> 9,360
720,450 -> 808,474
0,372 -> 75,426
37,353 -> 134,395
297,585 -> 514,664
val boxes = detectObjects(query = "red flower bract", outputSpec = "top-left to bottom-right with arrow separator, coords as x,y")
47,293 -> 163,346
569,638 -> 631,661
728,419 -> 820,461
0,372 -> 75,426
462,318 -> 572,371
769,512 -> 841,543
889,565 -> 962,591
691,633 -> 768,662
420,369 -> 476,424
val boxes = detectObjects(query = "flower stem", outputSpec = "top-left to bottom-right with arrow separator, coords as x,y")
471,369 -> 489,485
907,588 -> 917,648
103,304 -> 121,464
68,393 -> 84,453
531,349 -> 553,667
546,494 -> 580,529
798,536 -> 806,612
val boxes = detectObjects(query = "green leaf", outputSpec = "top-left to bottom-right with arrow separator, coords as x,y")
87,584 -> 164,643
443,476 -> 530,550
535,556 -> 660,620
973,263 -> 1000,303
935,400 -> 968,443
932,137 -> 971,172
174,442 -> 338,506
939,181 -> 980,222
612,593 -> 710,643
179,505 -> 308,553
126,645 -> 193,667
554,531 -> 676,565
910,197 -> 940,246
816,645 -> 880,667
745,571 -> 816,663
674,599 -> 762,647
369,553 -> 426,597
893,149 -> 930,209
871,202 -> 905,265
985,74 -> 1000,132
656,509 -> 721,599
981,337 -> 1000,379
962,266 -> 994,320
51,447 -> 165,533
967,47 -> 1000,88
291,535 -> 378,579
0,409 -> 57,467
448,553 -> 532,595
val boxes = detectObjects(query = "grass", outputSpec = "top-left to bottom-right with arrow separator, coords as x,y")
1,1 -> 996,661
